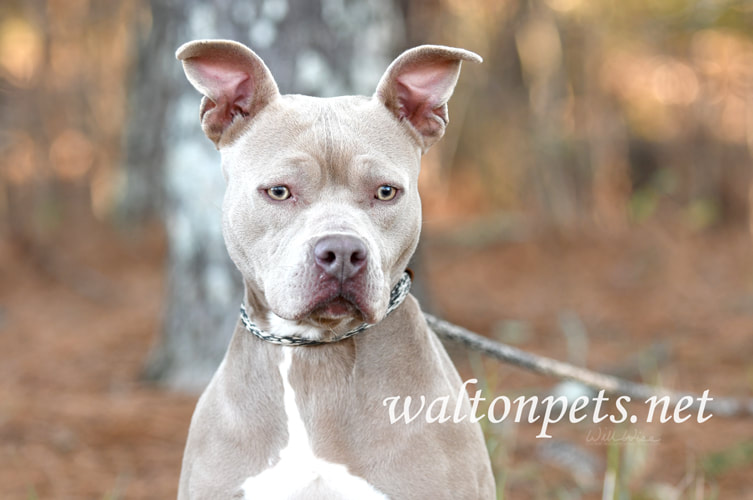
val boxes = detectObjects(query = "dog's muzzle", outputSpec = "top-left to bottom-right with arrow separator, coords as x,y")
240,271 -> 412,346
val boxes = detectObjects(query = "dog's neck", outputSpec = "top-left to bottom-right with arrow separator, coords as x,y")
240,271 -> 413,345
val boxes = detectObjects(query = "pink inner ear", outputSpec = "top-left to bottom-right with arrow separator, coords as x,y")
187,57 -> 254,110
395,60 -> 458,119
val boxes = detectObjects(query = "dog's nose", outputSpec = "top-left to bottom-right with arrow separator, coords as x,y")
314,235 -> 368,280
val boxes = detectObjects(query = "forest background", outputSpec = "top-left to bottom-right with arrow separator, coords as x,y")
1,0 -> 752,498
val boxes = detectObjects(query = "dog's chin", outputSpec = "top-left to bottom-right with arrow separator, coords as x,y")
312,296 -> 360,319
309,295 -> 376,324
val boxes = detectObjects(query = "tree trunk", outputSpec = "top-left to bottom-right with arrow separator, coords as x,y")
123,0 -> 406,391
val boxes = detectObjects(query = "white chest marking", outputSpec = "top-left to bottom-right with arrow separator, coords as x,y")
242,348 -> 388,499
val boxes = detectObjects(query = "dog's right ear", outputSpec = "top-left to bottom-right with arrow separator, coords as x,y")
375,45 -> 482,153
176,40 -> 279,147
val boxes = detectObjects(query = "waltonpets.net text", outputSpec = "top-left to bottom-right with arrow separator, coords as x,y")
382,379 -> 713,438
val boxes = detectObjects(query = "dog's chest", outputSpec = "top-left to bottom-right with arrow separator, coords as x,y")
241,347 -> 387,499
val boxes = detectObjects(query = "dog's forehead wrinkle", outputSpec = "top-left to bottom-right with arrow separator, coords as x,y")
259,155 -> 322,189
227,96 -> 418,192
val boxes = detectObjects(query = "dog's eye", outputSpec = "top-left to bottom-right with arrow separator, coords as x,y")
376,185 -> 398,201
267,186 -> 291,201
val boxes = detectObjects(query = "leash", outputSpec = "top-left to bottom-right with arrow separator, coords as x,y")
240,271 -> 412,346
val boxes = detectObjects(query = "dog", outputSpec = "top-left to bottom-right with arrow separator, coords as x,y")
175,39 -> 495,499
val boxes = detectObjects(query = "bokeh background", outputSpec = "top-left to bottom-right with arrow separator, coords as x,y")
1,0 -> 752,498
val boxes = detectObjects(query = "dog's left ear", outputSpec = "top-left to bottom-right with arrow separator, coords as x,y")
375,45 -> 482,152
176,40 -> 280,147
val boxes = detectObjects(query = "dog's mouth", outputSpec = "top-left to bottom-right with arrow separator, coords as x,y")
310,294 -> 368,322
291,276 -> 379,327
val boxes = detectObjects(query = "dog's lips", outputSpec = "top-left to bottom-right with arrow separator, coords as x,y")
312,295 -> 360,319
298,280 -> 376,323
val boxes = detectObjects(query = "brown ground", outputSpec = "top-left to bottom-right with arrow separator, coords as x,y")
424,219 -> 753,498
1,217 -> 752,499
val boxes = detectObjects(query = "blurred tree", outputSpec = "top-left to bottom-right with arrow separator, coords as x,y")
408,0 -> 753,234
122,0 -> 407,391
0,0 -> 134,295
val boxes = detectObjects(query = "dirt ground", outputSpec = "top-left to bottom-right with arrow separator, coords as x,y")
423,218 -> 753,498
1,217 -> 752,499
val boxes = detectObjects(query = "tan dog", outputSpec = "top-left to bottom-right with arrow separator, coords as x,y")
176,39 -> 495,499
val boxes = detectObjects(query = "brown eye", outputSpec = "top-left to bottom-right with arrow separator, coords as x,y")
376,185 -> 397,201
267,186 -> 291,201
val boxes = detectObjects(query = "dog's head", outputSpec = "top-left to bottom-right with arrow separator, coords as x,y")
177,40 -> 480,339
